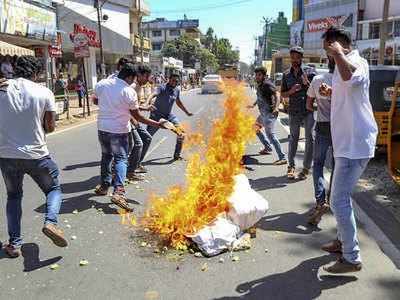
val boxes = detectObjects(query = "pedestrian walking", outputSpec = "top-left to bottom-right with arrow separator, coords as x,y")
320,26 -> 378,274
94,63 -> 166,212
0,56 -> 68,258
248,67 -> 287,165
254,116 -> 273,155
281,46 -> 316,180
75,75 -> 85,108
142,73 -> 194,161
306,58 -> 335,226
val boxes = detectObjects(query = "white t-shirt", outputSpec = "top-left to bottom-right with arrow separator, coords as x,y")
0,78 -> 56,159
307,72 -> 333,122
331,50 -> 378,159
95,77 -> 139,134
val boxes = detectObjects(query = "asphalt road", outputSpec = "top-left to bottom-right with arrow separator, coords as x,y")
0,88 -> 399,300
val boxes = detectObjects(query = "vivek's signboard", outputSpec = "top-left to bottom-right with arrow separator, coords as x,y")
70,24 -> 100,58
0,0 -> 56,40
306,15 -> 348,33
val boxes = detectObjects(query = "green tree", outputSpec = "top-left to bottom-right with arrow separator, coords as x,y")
201,27 -> 215,50
199,48 -> 218,73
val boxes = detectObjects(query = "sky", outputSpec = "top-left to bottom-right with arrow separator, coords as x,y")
145,0 -> 292,64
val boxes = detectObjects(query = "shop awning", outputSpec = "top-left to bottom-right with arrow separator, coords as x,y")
0,41 -> 34,56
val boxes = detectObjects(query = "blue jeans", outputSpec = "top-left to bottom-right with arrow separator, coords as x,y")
0,156 -> 62,248
255,115 -> 272,151
98,131 -> 129,192
288,112 -> 315,169
330,157 -> 369,264
312,129 -> 333,204
144,113 -> 184,159
261,113 -> 286,160
128,124 -> 153,172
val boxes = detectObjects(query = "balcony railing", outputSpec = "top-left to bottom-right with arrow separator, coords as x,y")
132,34 -> 151,51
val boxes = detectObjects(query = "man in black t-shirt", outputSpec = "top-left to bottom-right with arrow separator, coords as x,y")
248,67 -> 287,165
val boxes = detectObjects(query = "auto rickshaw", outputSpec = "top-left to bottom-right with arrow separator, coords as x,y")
370,66 -> 400,186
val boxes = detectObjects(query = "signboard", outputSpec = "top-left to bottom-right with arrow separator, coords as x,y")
291,20 -> 304,46
0,0 -> 56,40
306,15 -> 348,33
49,32 -> 62,58
178,19 -> 199,28
73,33 -> 89,58
69,24 -> 101,48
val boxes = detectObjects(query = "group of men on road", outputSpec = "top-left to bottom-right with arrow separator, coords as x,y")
0,25 -> 379,276
93,59 -> 193,212
251,26 -> 378,274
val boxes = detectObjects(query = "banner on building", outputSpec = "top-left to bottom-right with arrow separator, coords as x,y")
306,15 -> 348,33
291,20 -> 304,47
0,0 -> 56,40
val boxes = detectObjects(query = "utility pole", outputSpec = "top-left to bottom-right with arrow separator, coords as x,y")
94,0 -> 106,78
262,17 -> 271,61
379,0 -> 390,65
138,0 -> 144,64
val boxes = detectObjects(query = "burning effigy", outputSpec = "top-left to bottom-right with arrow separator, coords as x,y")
142,81 -> 269,256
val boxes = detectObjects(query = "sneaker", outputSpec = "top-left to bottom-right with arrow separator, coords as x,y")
95,184 -> 110,196
3,244 -> 21,258
111,189 -> 133,212
259,148 -> 272,155
308,203 -> 330,226
42,224 -> 68,248
321,239 -> 342,254
173,155 -> 185,161
135,165 -> 148,174
273,159 -> 288,166
297,168 -> 310,180
287,166 -> 295,179
323,257 -> 362,274
127,172 -> 144,182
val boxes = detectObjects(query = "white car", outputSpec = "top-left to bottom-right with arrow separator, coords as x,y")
201,74 -> 223,94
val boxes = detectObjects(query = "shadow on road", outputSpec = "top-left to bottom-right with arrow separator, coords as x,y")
257,212 -> 321,235
249,176 -> 290,191
21,243 -> 62,272
214,255 -> 358,300
143,156 -> 175,166
61,176 -> 99,194
242,155 -> 276,166
34,193 -> 139,215
63,161 -> 100,171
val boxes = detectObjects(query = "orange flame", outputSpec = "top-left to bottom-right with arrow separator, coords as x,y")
142,81 -> 255,248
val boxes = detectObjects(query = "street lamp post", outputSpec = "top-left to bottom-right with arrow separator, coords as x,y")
138,0 -> 144,64
379,0 -> 391,65
94,0 -> 106,78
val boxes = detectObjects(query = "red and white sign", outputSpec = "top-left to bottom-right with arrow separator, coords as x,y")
306,16 -> 347,33
73,33 -> 90,58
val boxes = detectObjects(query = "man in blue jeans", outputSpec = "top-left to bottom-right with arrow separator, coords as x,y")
0,56 -> 68,258
94,64 -> 166,211
320,27 -> 378,273
142,73 -> 193,161
248,67 -> 287,165
281,46 -> 316,180
306,58 -> 335,226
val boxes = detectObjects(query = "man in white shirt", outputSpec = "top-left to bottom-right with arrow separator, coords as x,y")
306,58 -> 335,226
0,56 -> 68,258
320,27 -> 378,274
94,63 -> 166,212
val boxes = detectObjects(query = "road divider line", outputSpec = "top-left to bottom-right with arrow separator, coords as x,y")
194,106 -> 205,115
48,119 -> 97,137
144,137 -> 168,160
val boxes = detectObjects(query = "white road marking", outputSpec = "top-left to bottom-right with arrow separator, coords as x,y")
194,106 -> 205,115
144,137 -> 168,160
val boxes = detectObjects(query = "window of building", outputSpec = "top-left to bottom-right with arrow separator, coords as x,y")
152,30 -> 162,37
369,22 -> 381,39
152,43 -> 162,51
394,20 -> 400,37
169,29 -> 181,37
357,24 -> 363,40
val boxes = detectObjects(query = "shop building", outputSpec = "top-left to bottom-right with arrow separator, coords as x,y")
303,0 -> 358,56
56,0 -> 151,89
142,17 -> 201,73
356,0 -> 400,65
0,0 -> 57,87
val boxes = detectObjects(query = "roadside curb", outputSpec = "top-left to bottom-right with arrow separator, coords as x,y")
277,116 -> 400,269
